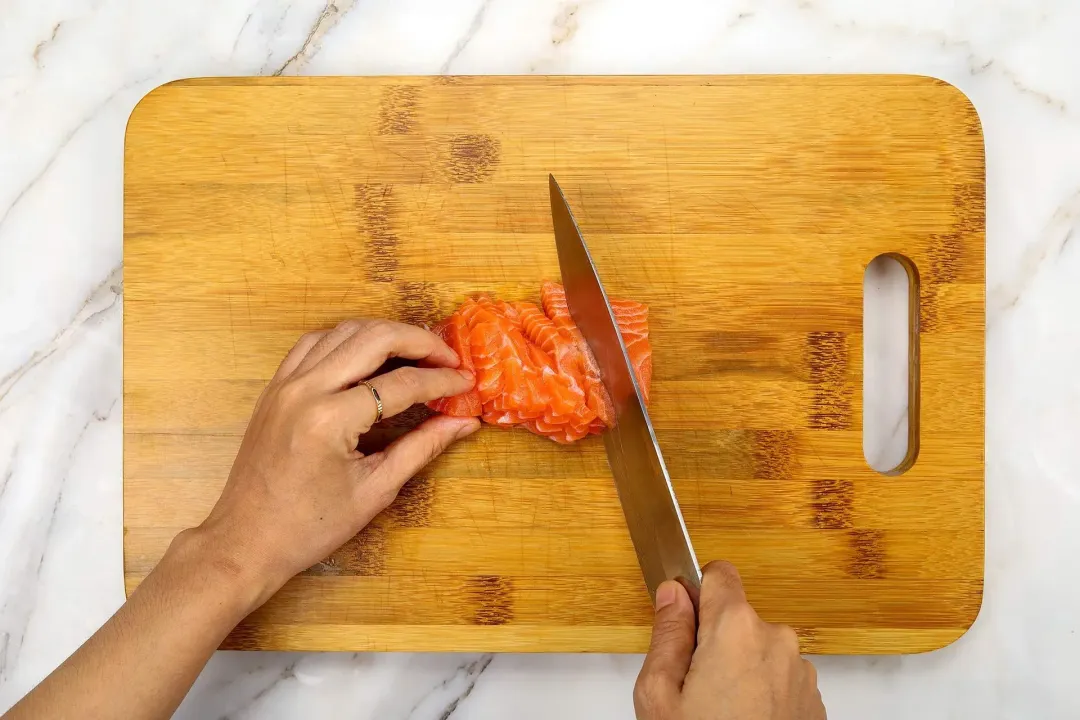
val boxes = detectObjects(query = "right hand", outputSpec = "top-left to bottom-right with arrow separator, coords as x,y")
634,561 -> 826,720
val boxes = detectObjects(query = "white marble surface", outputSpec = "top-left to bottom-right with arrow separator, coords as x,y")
2,0 -> 1079,717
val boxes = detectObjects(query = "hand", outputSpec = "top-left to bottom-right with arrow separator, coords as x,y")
635,561 -> 826,720
7,318 -> 481,720
189,318 -> 480,607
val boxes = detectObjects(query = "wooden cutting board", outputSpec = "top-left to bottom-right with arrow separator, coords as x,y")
123,76 -> 984,654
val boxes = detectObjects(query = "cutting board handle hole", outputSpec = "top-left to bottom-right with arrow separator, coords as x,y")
862,254 -> 920,474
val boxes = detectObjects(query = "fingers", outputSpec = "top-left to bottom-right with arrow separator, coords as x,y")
369,365 -> 474,421
695,560 -> 756,650
697,560 -> 749,628
635,581 -> 696,717
314,320 -> 460,390
333,366 -> 476,433
356,415 -> 480,512
274,331 -> 327,380
293,320 -> 368,375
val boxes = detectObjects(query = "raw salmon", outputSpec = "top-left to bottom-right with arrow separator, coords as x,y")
426,282 -> 652,443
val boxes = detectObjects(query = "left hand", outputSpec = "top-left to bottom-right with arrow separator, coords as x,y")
191,318 -> 480,606
4,318 -> 481,720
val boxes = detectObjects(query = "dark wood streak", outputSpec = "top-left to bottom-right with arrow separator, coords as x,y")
386,474 -> 436,527
952,182 -> 985,233
377,86 -> 419,135
928,232 -> 964,285
446,134 -> 501,183
224,621 -> 272,650
397,280 -> 440,326
305,525 -> 388,577
355,184 -> 398,282
751,429 -> 799,480
921,232 -> 962,332
809,478 -> 854,529
847,528 -> 886,579
805,331 -> 851,430
466,575 -> 514,625
922,181 -> 983,330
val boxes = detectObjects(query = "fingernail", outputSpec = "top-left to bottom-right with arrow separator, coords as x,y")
458,369 -> 475,384
655,582 -> 679,611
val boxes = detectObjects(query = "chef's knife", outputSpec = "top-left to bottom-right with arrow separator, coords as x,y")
548,174 -> 702,606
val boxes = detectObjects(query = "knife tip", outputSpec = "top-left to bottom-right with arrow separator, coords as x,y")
548,173 -> 563,199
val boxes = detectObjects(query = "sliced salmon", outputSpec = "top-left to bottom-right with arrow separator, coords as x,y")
426,282 -> 652,443
426,311 -> 482,417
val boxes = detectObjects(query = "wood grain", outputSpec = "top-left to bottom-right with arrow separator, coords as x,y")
123,75 -> 985,653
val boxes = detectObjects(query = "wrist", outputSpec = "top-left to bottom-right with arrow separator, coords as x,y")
162,523 -> 285,620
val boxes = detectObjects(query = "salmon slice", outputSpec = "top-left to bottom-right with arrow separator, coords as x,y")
427,282 -> 652,443
609,297 -> 652,404
426,311 -> 482,417
541,281 -> 652,412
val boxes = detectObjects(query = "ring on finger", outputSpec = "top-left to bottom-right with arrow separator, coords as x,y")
361,380 -> 383,424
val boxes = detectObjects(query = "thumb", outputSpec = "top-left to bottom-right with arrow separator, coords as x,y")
357,415 -> 480,514
635,581 -> 696,715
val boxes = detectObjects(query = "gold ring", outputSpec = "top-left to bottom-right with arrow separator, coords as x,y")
362,381 -> 383,424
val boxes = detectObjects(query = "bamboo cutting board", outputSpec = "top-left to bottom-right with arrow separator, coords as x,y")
123,76 -> 985,654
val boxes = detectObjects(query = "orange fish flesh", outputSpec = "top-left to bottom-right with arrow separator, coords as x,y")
426,282 -> 652,444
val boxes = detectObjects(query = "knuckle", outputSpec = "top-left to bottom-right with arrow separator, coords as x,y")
373,482 -> 401,510
632,675 -> 669,718
363,320 -> 396,346
726,602 -> 760,631
632,675 -> 653,706
365,318 -> 391,333
650,616 -> 688,648
702,559 -> 742,587
420,433 -> 446,464
276,379 -> 307,406
335,319 -> 364,334
394,367 -> 424,397
774,623 -> 800,651
411,429 -> 453,469
298,403 -> 335,439
727,601 -> 754,623
699,560 -> 748,614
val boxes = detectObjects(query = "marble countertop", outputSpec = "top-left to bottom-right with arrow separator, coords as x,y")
2,0 -> 1079,717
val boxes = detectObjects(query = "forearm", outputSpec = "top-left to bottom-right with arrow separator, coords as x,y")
6,320 -> 476,718
7,527 -> 272,720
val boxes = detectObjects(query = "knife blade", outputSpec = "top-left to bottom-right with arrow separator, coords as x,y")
548,174 -> 702,606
